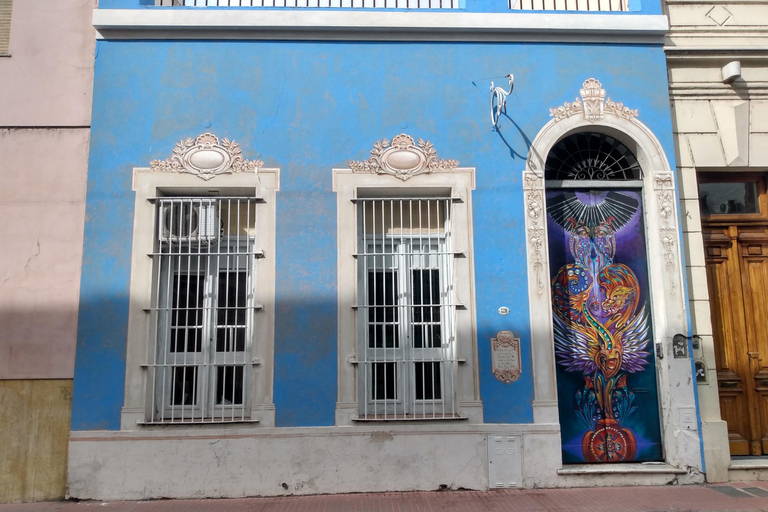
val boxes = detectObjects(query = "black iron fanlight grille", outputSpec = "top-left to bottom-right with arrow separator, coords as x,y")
545,132 -> 641,181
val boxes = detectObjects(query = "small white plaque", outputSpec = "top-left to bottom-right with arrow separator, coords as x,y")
491,331 -> 521,384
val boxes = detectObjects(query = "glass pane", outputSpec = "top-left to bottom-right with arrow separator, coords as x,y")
171,366 -> 197,406
216,365 -> 244,405
371,362 -> 397,401
216,271 -> 247,352
699,181 -> 759,215
412,269 -> 441,348
171,274 -> 204,352
415,362 -> 442,400
367,270 -> 399,349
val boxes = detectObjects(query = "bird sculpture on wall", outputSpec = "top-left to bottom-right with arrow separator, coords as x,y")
490,73 -> 514,130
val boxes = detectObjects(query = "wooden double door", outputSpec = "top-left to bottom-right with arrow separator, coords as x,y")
705,224 -> 768,455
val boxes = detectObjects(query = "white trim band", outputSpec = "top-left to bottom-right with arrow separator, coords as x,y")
93,10 -> 669,43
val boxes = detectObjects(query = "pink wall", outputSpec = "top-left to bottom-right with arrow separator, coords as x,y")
0,0 -> 95,379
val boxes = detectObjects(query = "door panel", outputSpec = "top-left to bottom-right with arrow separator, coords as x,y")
704,227 -> 768,455
738,233 -> 768,454
547,188 -> 662,463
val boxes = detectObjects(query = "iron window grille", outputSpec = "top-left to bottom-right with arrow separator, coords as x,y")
509,0 -> 627,10
155,0 -> 462,7
356,197 -> 458,420
149,197 -> 259,423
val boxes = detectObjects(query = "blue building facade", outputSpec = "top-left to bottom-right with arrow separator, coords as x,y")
69,0 -> 705,498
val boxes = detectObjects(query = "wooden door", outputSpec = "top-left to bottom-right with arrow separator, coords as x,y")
704,226 -> 768,455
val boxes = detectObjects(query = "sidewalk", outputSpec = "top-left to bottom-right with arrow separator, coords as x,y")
4,482 -> 768,512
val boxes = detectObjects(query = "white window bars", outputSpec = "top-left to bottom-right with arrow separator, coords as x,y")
155,0 -> 462,7
509,0 -> 627,10
356,197 -> 458,420
149,197 -> 259,423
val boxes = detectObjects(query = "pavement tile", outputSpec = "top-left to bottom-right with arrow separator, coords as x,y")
4,483 -> 768,512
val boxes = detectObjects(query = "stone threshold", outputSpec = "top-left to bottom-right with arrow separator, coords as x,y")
558,463 -> 687,475
729,457 -> 768,470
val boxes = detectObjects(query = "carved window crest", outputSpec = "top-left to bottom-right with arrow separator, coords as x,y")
549,78 -> 639,123
150,133 -> 263,181
348,134 -> 458,181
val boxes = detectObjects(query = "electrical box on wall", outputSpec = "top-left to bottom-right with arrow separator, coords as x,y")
487,435 -> 522,489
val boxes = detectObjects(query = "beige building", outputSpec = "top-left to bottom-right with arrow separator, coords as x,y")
666,0 -> 768,482
0,0 -> 95,502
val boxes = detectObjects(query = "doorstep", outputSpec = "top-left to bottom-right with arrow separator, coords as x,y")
558,463 -> 687,475
729,457 -> 768,470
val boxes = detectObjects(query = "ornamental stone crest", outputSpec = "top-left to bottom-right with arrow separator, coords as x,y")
549,78 -> 639,123
150,133 -> 263,181
348,134 -> 458,181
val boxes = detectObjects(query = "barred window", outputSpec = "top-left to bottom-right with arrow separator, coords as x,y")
150,197 -> 260,423
156,0 -> 462,8
356,197 -> 457,419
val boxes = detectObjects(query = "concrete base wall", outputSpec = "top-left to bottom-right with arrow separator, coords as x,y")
0,380 -> 72,503
68,424 -> 702,500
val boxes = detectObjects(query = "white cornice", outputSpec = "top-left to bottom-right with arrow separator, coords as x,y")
92,9 -> 669,43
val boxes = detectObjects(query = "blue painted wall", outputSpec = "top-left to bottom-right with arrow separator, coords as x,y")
73,39 -> 675,430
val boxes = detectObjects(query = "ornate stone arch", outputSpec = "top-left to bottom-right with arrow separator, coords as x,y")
523,79 -> 700,472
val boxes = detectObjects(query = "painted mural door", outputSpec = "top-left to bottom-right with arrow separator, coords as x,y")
701,175 -> 768,455
546,188 -> 663,463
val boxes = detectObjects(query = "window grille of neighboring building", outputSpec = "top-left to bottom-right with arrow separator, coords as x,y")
149,197 -> 258,423
545,132 -> 641,181
356,197 -> 457,420
156,0 -> 461,7
509,0 -> 627,11
0,0 -> 12,56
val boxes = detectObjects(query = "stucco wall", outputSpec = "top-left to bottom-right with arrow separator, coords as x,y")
0,0 -> 94,502
0,129 -> 88,381
0,0 -> 95,126
73,39 -> 676,430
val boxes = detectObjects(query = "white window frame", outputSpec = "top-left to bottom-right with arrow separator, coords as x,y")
333,165 -> 482,425
122,169 -> 279,428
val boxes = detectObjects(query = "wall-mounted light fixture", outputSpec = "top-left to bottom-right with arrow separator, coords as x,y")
491,74 -> 514,130
721,61 -> 741,84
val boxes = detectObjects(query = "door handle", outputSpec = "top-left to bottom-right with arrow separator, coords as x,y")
748,351 -> 761,362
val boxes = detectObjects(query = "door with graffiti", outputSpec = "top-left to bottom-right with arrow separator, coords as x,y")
544,133 -> 663,463
545,132 -> 663,464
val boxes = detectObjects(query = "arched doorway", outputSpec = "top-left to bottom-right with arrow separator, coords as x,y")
521,78 -> 700,471
544,132 -> 662,462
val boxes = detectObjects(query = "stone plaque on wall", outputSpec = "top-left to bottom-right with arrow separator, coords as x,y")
491,331 -> 521,384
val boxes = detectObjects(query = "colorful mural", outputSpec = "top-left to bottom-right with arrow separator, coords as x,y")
547,189 -> 662,463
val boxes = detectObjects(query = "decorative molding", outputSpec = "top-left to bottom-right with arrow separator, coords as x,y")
605,98 -> 640,120
654,171 -> 678,296
581,78 -> 606,122
550,78 -> 639,123
150,133 -> 263,181
549,98 -> 583,122
491,331 -> 522,384
523,171 -> 547,297
92,10 -> 670,44
348,134 -> 458,181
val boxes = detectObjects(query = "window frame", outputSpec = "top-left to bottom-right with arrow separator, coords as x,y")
697,172 -> 768,225
122,169 -> 279,428
333,167 -> 481,425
